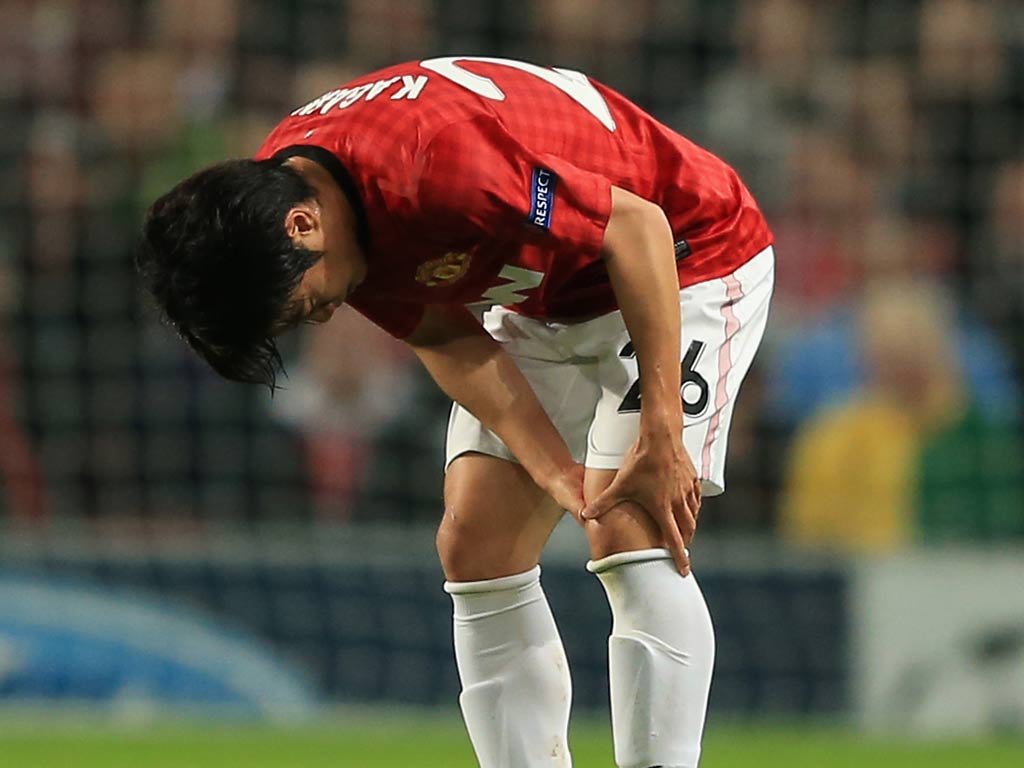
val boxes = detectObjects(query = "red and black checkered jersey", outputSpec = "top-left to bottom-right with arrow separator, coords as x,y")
255,57 -> 772,339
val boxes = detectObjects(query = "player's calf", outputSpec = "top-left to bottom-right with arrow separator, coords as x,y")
445,566 -> 573,768
584,479 -> 714,768
588,548 -> 715,768
439,454 -> 575,766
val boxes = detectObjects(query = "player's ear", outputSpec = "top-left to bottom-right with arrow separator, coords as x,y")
284,203 -> 320,240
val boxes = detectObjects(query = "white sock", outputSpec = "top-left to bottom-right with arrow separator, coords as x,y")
588,549 -> 715,768
444,566 -> 573,768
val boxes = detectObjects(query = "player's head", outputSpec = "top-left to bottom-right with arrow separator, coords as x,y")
137,158 -> 356,390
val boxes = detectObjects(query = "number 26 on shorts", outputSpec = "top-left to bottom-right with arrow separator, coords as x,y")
617,340 -> 710,417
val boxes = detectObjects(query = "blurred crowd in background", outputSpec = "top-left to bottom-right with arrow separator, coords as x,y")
2,0 -> 1022,550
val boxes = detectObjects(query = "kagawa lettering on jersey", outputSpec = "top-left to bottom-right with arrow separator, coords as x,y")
291,56 -> 618,131
290,75 -> 430,114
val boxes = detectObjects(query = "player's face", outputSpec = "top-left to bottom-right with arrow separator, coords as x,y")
275,200 -> 366,333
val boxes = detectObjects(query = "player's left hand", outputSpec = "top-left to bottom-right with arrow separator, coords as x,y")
581,428 -> 701,575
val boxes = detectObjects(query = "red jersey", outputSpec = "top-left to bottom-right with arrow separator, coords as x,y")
256,57 -> 772,338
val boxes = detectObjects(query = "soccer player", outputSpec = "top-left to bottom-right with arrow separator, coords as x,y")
137,57 -> 773,768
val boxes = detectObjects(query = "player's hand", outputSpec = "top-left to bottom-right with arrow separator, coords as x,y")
542,461 -> 586,519
581,429 -> 701,575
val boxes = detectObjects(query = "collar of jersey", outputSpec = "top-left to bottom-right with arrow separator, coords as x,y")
271,144 -> 371,253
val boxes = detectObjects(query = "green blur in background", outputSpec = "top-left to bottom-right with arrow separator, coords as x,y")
3,718 -> 1023,768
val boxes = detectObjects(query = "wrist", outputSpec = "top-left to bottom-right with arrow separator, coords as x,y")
640,402 -> 683,432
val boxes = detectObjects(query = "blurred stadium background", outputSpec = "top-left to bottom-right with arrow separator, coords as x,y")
1,0 -> 1023,765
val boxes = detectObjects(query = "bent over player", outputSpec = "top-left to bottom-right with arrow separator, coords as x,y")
137,57 -> 773,768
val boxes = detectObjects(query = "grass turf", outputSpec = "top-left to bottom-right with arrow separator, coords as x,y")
1,715 -> 1022,767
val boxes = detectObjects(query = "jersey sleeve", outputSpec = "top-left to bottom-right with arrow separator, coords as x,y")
413,116 -> 613,257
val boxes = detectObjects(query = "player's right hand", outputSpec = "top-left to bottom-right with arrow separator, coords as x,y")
543,462 -> 587,519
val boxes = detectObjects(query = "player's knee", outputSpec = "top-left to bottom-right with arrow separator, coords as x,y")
583,500 -> 663,560
437,502 -> 550,582
436,510 -> 470,579
435,506 -> 496,581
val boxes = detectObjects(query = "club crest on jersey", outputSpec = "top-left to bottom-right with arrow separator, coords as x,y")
528,167 -> 557,230
415,251 -> 472,287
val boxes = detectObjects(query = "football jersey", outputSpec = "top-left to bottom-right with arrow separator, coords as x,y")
255,57 -> 772,339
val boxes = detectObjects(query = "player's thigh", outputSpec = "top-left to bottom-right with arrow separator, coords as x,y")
586,246 -> 774,496
581,247 -> 774,557
439,452 -> 564,582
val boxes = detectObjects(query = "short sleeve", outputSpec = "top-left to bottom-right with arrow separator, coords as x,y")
415,116 -> 613,257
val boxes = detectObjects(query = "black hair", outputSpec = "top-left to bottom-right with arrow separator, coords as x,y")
136,159 -> 321,390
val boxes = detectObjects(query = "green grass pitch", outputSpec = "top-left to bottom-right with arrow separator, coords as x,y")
2,714 -> 1022,767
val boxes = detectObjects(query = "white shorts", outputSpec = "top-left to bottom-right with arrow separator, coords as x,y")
445,245 -> 774,496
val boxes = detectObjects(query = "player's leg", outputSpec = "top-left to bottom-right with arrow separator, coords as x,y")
439,452 -> 563,580
582,246 -> 775,768
584,472 -> 714,768
440,453 -> 571,768
439,308 -> 601,768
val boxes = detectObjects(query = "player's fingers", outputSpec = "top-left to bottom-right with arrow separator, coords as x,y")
687,486 -> 701,526
552,486 -> 579,518
663,521 -> 690,576
549,466 -> 586,517
580,485 -> 623,520
651,500 -> 688,575
674,498 -> 697,546
565,485 -> 587,519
